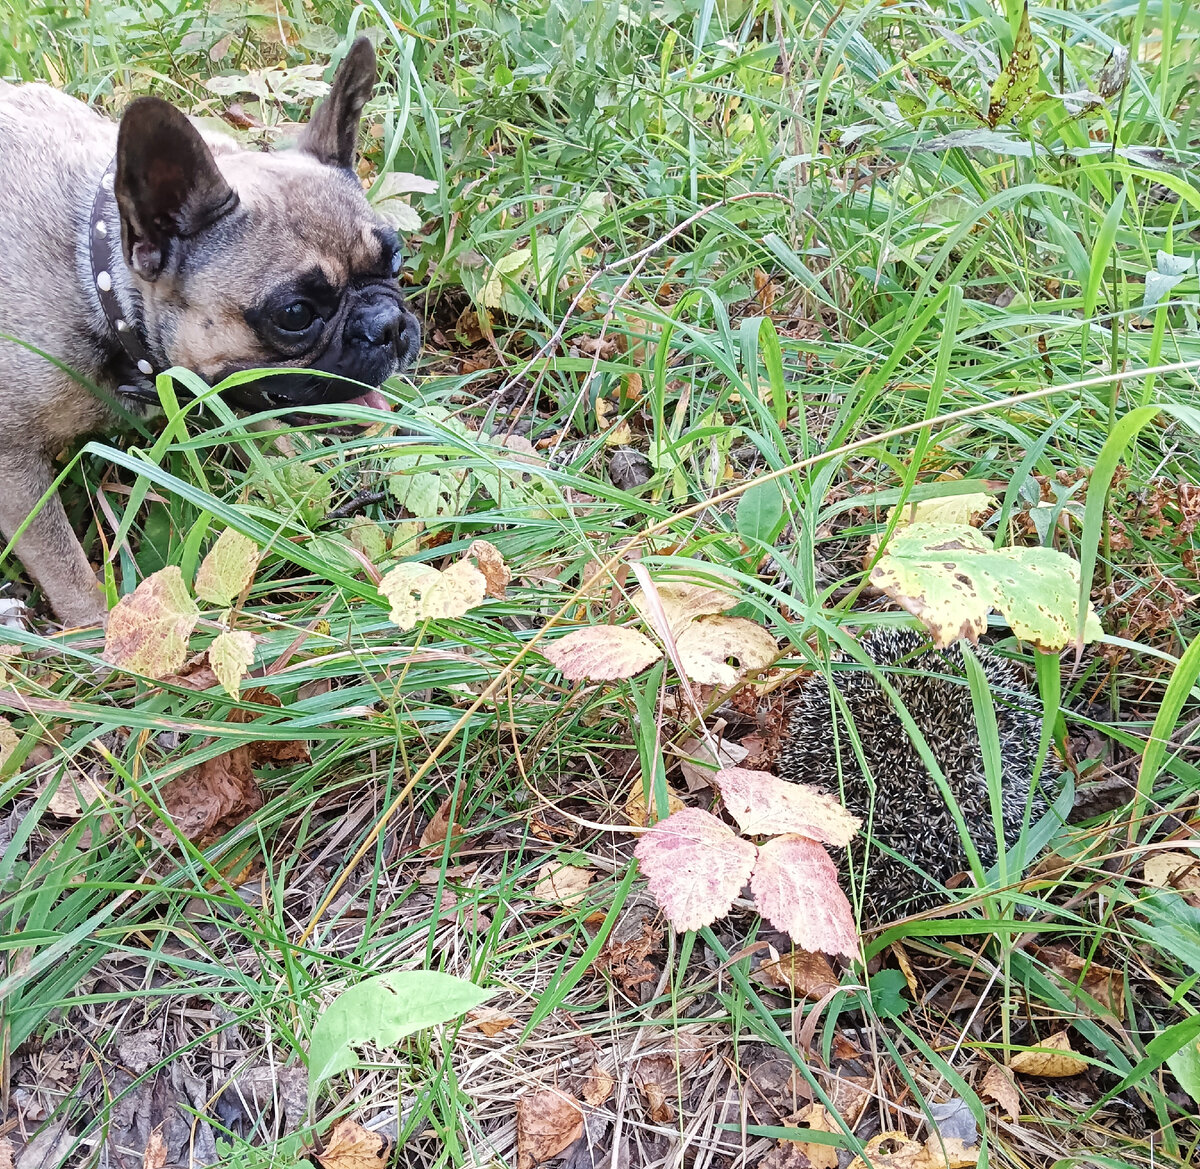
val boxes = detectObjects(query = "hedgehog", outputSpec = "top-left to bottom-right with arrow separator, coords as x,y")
776,627 -> 1058,920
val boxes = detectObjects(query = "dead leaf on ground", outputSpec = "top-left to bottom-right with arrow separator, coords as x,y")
0,1139 -> 12,1169
582,1064 -> 615,1107
419,794 -> 468,853
716,766 -> 860,844
467,539 -> 511,599
15,1126 -> 76,1169
596,915 -> 662,997
544,624 -> 662,681
847,1132 -> 979,1169
675,614 -> 778,686
760,1143 -> 813,1169
315,1118 -> 390,1169
43,771 -> 110,819
757,947 -> 839,1001
235,690 -> 311,765
515,1089 -> 584,1169
1036,944 -> 1125,1019
979,1063 -> 1020,1121
463,1006 -> 517,1036
795,1103 -> 839,1169
630,580 -> 736,634
1009,1030 -> 1087,1078
154,743 -> 262,848
533,863 -> 595,906
675,733 -> 749,792
142,1127 -> 167,1169
827,1073 -> 873,1127
1143,849 -> 1200,906
624,780 -> 685,827
890,942 -> 920,996
160,652 -> 220,692
633,1054 -> 677,1124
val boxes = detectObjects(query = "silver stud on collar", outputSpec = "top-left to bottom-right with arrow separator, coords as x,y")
116,318 -> 128,331
137,359 -> 154,376
96,271 -> 112,292
100,172 -> 114,191
94,220 -> 107,237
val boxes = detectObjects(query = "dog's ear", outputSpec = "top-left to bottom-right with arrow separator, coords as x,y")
115,97 -> 239,280
298,36 -> 377,170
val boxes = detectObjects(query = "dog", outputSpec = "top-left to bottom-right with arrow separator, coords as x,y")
0,37 -> 421,628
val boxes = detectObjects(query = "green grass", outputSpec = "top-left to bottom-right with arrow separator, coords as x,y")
2,1 -> 1200,1166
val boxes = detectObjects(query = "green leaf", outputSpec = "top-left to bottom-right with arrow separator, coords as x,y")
1166,1026 -> 1200,1107
869,522 -> 1103,650
480,248 -> 533,309
868,968 -> 910,1020
307,971 -> 491,1107
736,479 -> 785,545
988,2 -> 1040,127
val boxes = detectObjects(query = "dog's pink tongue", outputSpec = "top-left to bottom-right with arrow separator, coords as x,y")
346,389 -> 392,412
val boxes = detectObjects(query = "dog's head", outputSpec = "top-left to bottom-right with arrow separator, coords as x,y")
113,37 -> 420,413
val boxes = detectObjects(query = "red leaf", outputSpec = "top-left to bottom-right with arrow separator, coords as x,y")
634,807 -> 757,932
751,834 -> 859,958
716,767 -> 860,845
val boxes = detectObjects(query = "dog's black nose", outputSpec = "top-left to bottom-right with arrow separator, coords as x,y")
346,299 -> 402,347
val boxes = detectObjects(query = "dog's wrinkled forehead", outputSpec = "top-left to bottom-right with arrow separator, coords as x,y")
202,150 -> 393,284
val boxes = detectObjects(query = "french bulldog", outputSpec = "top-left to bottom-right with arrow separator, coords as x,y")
0,36 -> 421,628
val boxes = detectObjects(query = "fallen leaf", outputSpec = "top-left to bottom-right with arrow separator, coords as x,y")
315,1118 -> 389,1169
464,1007 -> 517,1036
236,690 -> 311,765
624,780 -> 685,827
379,556 -> 487,630
827,1073 -> 873,1127
533,863 -> 595,907
751,834 -> 858,959
160,652 -> 220,692
544,625 -> 662,680
847,1132 -> 979,1169
582,1064 -> 615,1107
1037,944 -> 1125,1019
795,1103 -> 839,1169
890,942 -> 920,996
758,948 -> 839,1000
633,1054 -> 678,1124
676,615 -> 778,686
43,772 -> 109,819
142,1127 -> 167,1169
603,418 -> 634,446
928,1097 -> 977,1147
630,579 -> 737,635
419,794 -> 467,854
634,807 -> 757,932
194,528 -> 259,607
154,743 -> 262,848
979,1062 -> 1020,1121
209,629 -> 256,699
468,539 -> 511,599
0,1138 -> 13,1169
104,567 -> 200,678
888,493 -> 996,533
1144,849 -> 1200,906
0,717 -> 18,770
1009,1030 -> 1087,1078
596,916 -> 662,997
515,1089 -> 584,1169
716,767 -> 860,844
760,1144 -> 813,1169
675,733 -> 749,792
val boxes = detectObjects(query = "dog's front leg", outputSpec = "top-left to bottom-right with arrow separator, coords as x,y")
0,448 -> 108,628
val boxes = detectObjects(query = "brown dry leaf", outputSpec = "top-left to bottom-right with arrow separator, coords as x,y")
44,772 -> 109,819
533,863 -> 594,906
1037,944 -> 1125,1019
759,948 -> 839,1001
827,1073 -> 873,1127
544,624 -> 662,681
603,418 -> 634,447
142,1127 -> 167,1169
0,717 -> 19,770
315,1118 -> 390,1169
1143,849 -> 1200,906
795,1103 -> 839,1169
1009,1030 -> 1087,1078
633,1054 -> 677,1124
0,1137 -> 13,1169
582,1064 -> 615,1107
103,566 -> 200,679
160,652 -> 220,692
979,1063 -> 1020,1121
624,780 -> 685,827
467,539 -> 511,599
155,743 -> 262,848
236,690 -> 311,766
676,734 -> 749,793
464,1006 -> 517,1037
596,916 -> 662,997
760,1143 -> 813,1169
419,794 -> 467,854
515,1089 -> 584,1169
676,615 -> 778,686
890,942 -> 919,996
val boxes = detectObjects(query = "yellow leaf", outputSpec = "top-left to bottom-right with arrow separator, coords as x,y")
1009,1030 -> 1087,1078
533,862 -> 595,906
103,567 -> 200,679
676,615 -> 778,686
194,528 -> 259,607
379,556 -> 487,631
624,781 -> 685,827
209,629 -> 256,699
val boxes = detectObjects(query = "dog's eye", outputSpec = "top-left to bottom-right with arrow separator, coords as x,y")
273,301 -> 315,332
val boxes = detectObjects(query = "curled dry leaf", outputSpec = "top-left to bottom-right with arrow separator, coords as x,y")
544,624 -> 661,681
676,733 -> 749,792
760,1143 -> 814,1169
757,947 -> 839,1001
582,1064 -> 615,1107
716,767 -> 860,844
634,807 -> 757,933
464,1007 -> 517,1037
236,689 -> 311,765
675,615 -> 778,686
631,579 -> 735,635
624,780 -> 685,827
103,567 -> 200,679
315,1118 -> 390,1169
154,742 -> 262,849
194,528 -> 259,607
979,1063 -> 1020,1121
467,539 -> 511,599
379,556 -> 487,631
419,794 -> 467,854
0,717 -> 18,770
1008,1030 -> 1087,1078
515,1089 -> 584,1169
533,863 -> 595,907
1036,944 -> 1124,1019
208,629 -> 256,699
751,835 -> 858,959
633,1053 -> 685,1124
